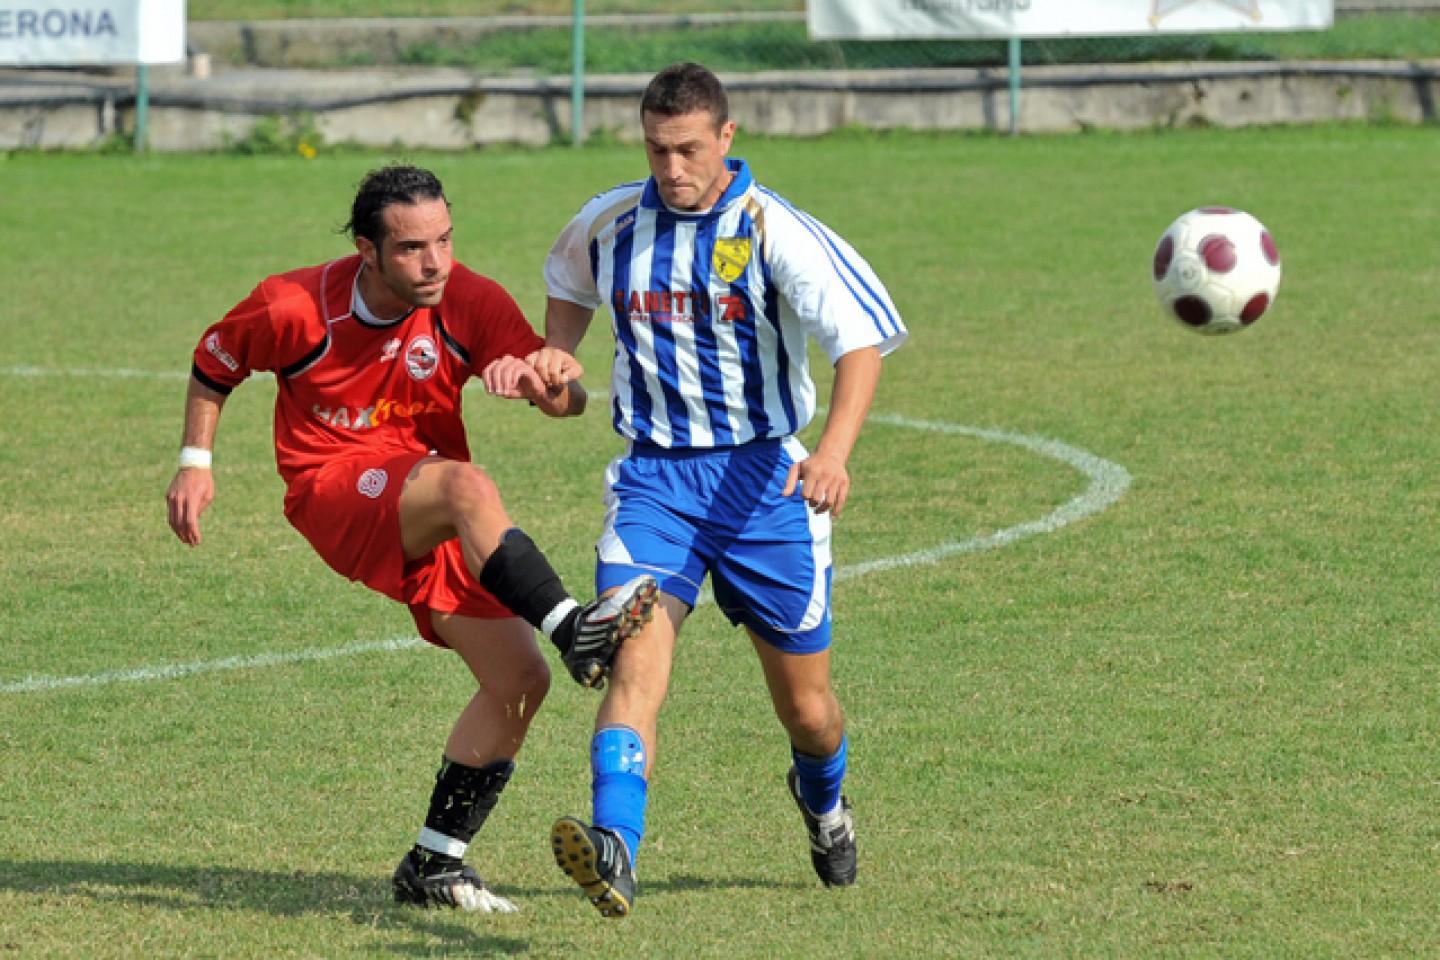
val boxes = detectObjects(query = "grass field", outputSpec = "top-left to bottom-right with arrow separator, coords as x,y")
1,123 -> 1438,957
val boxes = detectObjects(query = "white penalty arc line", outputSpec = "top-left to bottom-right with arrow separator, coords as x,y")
838,413 -> 1132,582
0,368 -> 1131,695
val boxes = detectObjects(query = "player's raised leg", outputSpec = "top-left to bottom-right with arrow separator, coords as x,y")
399,457 -> 657,688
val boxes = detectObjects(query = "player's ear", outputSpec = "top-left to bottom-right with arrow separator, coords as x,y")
355,234 -> 379,268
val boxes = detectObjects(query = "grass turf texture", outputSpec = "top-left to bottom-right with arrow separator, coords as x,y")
1,124 -> 1438,956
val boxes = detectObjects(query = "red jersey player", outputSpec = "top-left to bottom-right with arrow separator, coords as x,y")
164,165 -> 658,913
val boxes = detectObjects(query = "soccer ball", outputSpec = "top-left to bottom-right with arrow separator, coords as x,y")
1152,207 -> 1281,335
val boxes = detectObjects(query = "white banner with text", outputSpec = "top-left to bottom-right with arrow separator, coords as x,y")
0,0 -> 185,64
808,0 -> 1334,39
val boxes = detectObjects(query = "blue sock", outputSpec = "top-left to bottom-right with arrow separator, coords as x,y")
591,726 -> 647,865
792,735 -> 848,816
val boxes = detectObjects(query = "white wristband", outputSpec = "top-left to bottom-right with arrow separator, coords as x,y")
178,446 -> 213,470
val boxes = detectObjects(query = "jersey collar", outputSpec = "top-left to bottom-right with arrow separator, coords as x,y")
641,158 -> 752,218
351,263 -> 416,329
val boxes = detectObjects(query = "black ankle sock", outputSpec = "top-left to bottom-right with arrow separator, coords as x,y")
477,529 -> 574,639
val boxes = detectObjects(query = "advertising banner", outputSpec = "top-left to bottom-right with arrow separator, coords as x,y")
809,0 -> 1334,39
0,0 -> 185,64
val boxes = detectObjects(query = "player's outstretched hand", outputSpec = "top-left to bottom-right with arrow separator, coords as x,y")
525,347 -> 584,390
167,468 -> 215,546
782,451 -> 851,518
482,355 -> 551,401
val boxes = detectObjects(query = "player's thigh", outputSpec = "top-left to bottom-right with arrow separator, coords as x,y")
432,611 -> 550,698
398,457 -> 506,559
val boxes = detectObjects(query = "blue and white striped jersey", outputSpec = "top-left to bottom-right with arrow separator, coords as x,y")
544,158 -> 907,449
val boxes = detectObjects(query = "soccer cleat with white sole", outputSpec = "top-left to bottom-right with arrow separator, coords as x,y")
787,766 -> 857,887
550,817 -> 636,918
392,852 -> 518,913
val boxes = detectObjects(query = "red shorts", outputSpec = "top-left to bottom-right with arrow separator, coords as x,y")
282,448 -> 514,647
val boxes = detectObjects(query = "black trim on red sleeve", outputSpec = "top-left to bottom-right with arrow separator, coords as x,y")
191,363 -> 235,396
435,313 -> 471,368
281,331 -> 332,379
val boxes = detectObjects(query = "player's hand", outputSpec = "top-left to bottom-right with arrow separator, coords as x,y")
526,347 -> 584,390
481,355 -> 551,401
166,467 -> 215,546
782,450 -> 851,517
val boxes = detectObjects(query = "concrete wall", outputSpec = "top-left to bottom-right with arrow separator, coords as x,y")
2,59 -> 1434,152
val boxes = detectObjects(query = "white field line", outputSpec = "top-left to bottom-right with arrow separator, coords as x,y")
2,365 -> 191,380
0,367 -> 1131,695
0,638 -> 426,695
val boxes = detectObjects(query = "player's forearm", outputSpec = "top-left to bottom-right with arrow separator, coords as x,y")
544,296 -> 595,355
180,377 -> 229,450
813,347 -> 882,463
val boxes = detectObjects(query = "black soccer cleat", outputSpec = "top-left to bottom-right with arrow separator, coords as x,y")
787,766 -> 858,887
392,850 -> 517,913
561,575 -> 659,689
550,817 -> 637,918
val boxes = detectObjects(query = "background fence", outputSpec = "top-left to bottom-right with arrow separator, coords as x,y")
183,1 -> 1440,73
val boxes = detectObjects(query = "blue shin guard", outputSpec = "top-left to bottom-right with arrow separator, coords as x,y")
592,725 -> 648,864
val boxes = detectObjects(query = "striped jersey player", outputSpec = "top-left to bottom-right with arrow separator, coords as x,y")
536,63 -> 907,918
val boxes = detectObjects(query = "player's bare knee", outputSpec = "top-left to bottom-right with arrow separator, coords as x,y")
520,656 -> 553,705
440,462 -> 506,517
496,648 -> 552,708
780,698 -> 843,750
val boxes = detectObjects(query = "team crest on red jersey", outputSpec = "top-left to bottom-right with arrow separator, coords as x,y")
357,468 -> 388,499
404,335 -> 439,381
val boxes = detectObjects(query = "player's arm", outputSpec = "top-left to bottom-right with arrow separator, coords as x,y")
538,296 -> 596,383
165,377 -> 228,546
480,353 -> 587,418
781,346 -> 882,518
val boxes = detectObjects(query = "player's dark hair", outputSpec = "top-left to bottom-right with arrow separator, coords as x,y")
344,165 -> 448,247
641,62 -> 729,129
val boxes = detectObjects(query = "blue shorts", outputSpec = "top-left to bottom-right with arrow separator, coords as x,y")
595,437 -> 833,654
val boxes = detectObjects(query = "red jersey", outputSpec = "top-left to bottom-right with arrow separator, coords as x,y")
192,255 -> 543,485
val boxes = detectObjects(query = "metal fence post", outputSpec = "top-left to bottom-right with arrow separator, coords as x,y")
571,0 -> 586,146
136,63 -> 150,151
1008,36 -> 1021,136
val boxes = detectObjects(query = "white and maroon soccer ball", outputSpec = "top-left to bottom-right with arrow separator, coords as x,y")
1152,207 -> 1281,335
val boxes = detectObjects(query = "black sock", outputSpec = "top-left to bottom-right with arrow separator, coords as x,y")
412,757 -> 514,874
478,529 -> 582,654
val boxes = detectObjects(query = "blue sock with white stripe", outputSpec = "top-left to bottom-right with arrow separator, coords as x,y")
792,735 -> 848,816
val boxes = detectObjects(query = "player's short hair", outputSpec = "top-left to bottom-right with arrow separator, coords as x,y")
641,62 -> 729,130
344,165 -> 448,247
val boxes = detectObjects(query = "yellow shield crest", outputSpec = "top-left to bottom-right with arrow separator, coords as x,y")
712,238 -> 752,284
